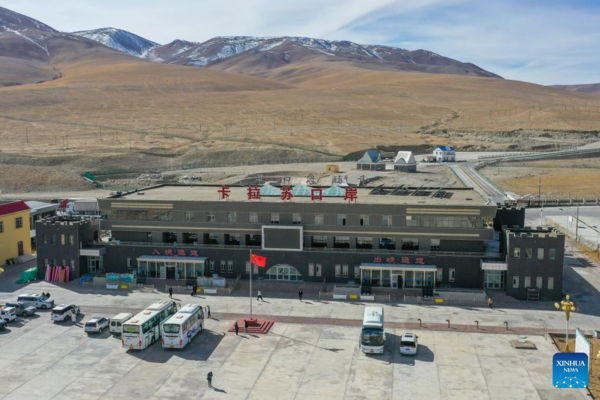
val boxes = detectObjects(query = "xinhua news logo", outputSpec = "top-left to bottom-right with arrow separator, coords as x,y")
553,353 -> 588,389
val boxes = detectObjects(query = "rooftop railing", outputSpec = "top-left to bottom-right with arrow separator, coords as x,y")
93,241 -> 500,258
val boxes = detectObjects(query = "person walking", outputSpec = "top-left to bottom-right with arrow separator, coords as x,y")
207,371 -> 213,388
71,307 -> 77,325
192,284 -> 197,297
488,297 -> 494,309
244,319 -> 249,334
298,291 -> 303,301
234,321 -> 239,335
207,305 -> 211,319
168,287 -> 173,299
257,290 -> 263,301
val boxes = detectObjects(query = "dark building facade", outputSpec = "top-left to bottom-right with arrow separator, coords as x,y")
90,184 -> 498,291
502,227 -> 565,300
33,185 -> 566,300
35,217 -> 101,281
493,205 -> 525,231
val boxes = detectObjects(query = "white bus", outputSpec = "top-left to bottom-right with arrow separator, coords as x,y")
359,306 -> 385,354
122,300 -> 177,350
161,304 -> 204,349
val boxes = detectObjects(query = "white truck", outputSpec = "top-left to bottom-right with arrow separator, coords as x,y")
359,307 -> 385,354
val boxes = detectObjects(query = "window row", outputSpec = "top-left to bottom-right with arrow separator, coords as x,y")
105,210 -> 173,221
134,232 -> 444,251
42,233 -> 76,246
311,236 -> 439,251
513,247 -> 556,260
512,276 -> 555,290
406,216 -> 482,229
0,217 -> 23,233
109,210 -> 484,229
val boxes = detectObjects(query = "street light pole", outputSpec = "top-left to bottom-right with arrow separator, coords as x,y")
555,295 -> 577,352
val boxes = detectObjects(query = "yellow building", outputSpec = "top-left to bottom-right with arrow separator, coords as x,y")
0,201 -> 32,265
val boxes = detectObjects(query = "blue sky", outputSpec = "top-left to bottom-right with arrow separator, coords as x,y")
3,0 -> 599,85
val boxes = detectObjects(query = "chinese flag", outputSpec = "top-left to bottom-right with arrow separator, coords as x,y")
251,254 -> 267,268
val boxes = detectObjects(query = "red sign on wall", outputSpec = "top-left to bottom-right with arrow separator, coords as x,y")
373,256 -> 426,265
152,249 -> 202,257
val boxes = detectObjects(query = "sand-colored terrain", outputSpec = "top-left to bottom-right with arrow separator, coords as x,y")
1,36 -> 600,192
481,157 -> 600,197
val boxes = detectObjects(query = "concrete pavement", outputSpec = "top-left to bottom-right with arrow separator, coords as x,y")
0,309 -> 584,400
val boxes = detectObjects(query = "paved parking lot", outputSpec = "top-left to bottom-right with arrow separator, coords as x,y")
0,308 -> 585,400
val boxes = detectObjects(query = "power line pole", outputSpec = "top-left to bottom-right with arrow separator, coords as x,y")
538,177 -> 543,226
575,204 -> 580,245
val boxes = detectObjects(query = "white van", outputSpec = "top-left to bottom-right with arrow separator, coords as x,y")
0,307 -> 17,323
17,294 -> 54,310
359,307 -> 385,354
109,313 -> 133,335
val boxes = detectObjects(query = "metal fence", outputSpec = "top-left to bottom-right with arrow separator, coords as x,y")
318,292 -> 391,302
90,156 -> 344,178
402,295 -> 487,307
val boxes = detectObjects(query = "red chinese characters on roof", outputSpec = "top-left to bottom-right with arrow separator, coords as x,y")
247,186 -> 261,200
218,185 -> 230,200
311,188 -> 322,201
281,186 -> 293,201
344,187 -> 358,202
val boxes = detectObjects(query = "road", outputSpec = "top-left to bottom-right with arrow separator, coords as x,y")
449,163 -> 508,204
526,206 -> 600,247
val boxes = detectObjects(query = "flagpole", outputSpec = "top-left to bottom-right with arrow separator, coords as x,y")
249,249 -> 253,319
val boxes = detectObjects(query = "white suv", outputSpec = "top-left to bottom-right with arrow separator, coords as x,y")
399,333 -> 419,356
17,294 -> 54,310
85,317 -> 109,334
51,304 -> 80,322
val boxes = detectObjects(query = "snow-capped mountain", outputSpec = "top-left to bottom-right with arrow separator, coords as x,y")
0,5 -> 60,62
143,36 -> 501,78
0,4 -> 500,83
72,28 -> 159,57
0,6 -> 149,86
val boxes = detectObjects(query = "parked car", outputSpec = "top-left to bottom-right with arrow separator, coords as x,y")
0,319 -> 6,330
0,307 -> 17,323
399,333 -> 419,355
17,294 -> 54,310
51,304 -> 80,322
109,313 -> 133,335
84,317 -> 109,334
4,302 -> 36,317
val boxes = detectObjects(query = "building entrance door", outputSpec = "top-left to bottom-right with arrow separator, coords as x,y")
166,266 -> 176,280
17,241 -> 24,257
484,270 -> 505,289
391,273 -> 403,289
277,266 -> 289,280
160,265 -> 167,279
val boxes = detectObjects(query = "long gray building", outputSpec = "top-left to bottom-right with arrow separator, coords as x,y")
34,184 -> 566,299
92,184 -> 498,290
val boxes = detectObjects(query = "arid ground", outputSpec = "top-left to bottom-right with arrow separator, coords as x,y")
1,43 -> 600,193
